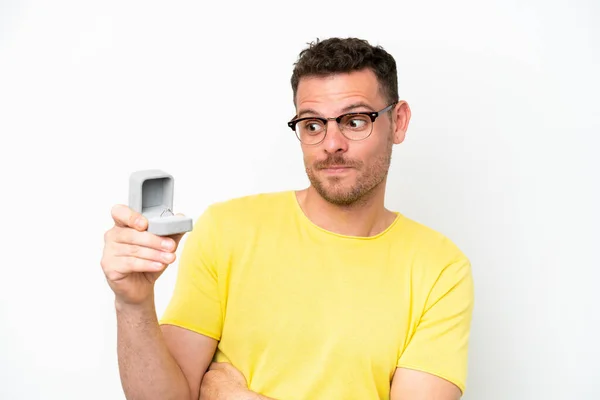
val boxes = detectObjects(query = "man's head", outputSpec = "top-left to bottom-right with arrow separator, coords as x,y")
289,37 -> 411,207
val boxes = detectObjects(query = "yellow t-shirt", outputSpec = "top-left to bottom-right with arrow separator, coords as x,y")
159,190 -> 474,399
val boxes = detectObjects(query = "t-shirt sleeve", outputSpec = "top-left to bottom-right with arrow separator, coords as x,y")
397,257 -> 475,394
158,205 -> 223,341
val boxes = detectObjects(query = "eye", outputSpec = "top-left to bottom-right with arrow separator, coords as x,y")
342,115 -> 370,131
300,119 -> 325,135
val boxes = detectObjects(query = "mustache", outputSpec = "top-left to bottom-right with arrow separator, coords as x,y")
313,155 -> 362,169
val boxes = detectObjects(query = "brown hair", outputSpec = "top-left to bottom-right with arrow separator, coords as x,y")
290,37 -> 399,106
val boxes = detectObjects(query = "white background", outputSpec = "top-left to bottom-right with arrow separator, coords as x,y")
1,0 -> 598,399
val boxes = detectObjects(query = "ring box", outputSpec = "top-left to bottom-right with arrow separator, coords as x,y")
128,169 -> 193,236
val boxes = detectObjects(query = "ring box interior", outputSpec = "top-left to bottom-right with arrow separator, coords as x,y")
128,169 -> 193,236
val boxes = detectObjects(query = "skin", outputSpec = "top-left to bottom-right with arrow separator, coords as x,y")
101,67 -> 460,400
102,207 -> 217,400
200,363 -> 273,400
294,67 -> 409,238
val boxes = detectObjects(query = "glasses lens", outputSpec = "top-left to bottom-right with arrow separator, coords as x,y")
296,118 -> 326,144
339,114 -> 373,140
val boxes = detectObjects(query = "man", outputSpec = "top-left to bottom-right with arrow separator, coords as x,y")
101,37 -> 474,400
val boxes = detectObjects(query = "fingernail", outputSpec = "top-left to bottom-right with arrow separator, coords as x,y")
162,240 -> 174,250
153,262 -> 163,270
136,217 -> 144,228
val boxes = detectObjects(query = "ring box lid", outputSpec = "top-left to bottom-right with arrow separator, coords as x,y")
129,169 -> 175,219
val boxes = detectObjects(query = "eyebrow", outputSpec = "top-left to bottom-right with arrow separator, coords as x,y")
296,102 -> 376,118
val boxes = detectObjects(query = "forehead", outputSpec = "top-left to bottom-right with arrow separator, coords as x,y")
295,68 -> 383,115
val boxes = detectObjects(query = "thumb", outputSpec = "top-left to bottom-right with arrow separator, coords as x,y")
170,232 -> 185,247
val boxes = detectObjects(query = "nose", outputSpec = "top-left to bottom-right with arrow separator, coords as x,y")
322,121 -> 349,154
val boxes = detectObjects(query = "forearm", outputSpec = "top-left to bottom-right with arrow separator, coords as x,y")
116,297 -> 190,400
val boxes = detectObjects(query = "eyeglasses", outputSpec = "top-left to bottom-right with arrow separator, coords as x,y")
287,102 -> 397,145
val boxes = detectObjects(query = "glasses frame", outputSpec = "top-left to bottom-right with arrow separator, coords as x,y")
287,102 -> 398,145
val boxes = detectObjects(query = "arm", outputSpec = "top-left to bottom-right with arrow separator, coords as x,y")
390,367 -> 461,400
394,257 -> 475,398
101,204 -> 218,400
116,298 -> 218,400
200,363 -> 276,400
156,205 -> 238,399
100,205 -> 224,400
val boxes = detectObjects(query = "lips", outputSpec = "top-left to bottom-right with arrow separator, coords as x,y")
320,165 -> 351,169
321,166 -> 352,174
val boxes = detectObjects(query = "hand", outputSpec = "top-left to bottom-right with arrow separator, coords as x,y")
101,204 -> 186,306
200,362 -> 254,400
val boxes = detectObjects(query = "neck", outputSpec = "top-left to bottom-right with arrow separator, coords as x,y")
295,184 -> 396,237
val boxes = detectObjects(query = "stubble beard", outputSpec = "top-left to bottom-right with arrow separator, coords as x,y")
305,139 -> 393,207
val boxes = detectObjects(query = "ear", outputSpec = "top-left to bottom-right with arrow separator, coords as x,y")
392,100 -> 411,144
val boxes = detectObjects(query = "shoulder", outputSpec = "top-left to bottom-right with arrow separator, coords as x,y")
397,214 -> 467,258
393,215 -> 474,314
206,190 -> 291,216
199,190 -> 293,230
393,213 -> 472,278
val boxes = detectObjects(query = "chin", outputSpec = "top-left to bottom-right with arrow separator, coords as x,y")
315,183 -> 365,206
307,168 -> 370,205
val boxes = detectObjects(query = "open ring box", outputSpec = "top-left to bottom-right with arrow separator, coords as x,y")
128,169 -> 193,236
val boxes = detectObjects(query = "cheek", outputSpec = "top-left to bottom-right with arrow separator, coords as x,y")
301,152 -> 311,165
352,141 -> 385,164
301,148 -> 318,164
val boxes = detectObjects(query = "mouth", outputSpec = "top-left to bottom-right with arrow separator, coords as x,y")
320,165 -> 353,173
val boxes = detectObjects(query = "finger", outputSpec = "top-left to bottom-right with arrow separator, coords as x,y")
113,242 -> 177,265
111,204 -> 147,231
114,226 -> 178,252
112,256 -> 167,274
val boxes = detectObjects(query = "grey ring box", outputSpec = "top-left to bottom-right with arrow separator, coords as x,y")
128,169 -> 193,236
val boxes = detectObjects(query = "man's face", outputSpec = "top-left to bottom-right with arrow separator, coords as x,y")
294,68 -> 407,206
